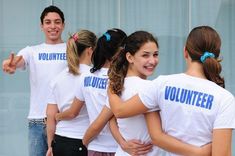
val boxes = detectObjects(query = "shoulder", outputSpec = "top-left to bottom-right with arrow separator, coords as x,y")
215,85 -> 234,101
20,43 -> 45,53
27,43 -> 45,49
152,74 -> 173,83
17,46 -> 35,56
34,43 -> 66,49
99,68 -> 109,77
152,73 -> 188,84
125,76 -> 150,87
18,43 -> 45,51
19,45 -> 34,52
51,68 -> 69,85
79,64 -> 91,74
90,68 -> 108,78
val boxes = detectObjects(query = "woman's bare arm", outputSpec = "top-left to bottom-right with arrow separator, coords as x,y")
46,104 -> 59,156
108,90 -> 148,118
145,111 -> 211,156
109,116 -> 152,156
55,97 -> 84,121
82,106 -> 113,146
211,129 -> 232,156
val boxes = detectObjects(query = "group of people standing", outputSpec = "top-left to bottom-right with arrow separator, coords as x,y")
2,5 -> 235,156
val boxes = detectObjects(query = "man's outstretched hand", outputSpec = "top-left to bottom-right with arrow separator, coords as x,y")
2,53 -> 23,74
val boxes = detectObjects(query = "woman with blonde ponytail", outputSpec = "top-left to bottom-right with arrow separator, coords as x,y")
108,26 -> 235,156
46,30 -> 97,156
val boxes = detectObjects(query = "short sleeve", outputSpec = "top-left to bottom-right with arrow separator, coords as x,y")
147,107 -> 160,112
17,46 -> 32,69
105,88 -> 111,109
47,80 -> 57,104
214,95 -> 235,129
138,76 -> 163,110
103,81 -> 111,109
75,74 -> 85,101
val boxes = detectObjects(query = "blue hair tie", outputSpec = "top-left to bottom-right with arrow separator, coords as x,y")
200,51 -> 215,63
103,32 -> 111,41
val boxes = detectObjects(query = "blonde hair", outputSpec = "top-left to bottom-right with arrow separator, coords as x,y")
67,30 -> 97,75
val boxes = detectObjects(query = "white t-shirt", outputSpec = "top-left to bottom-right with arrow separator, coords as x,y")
75,68 -> 117,152
48,64 -> 90,139
106,76 -> 162,156
139,73 -> 235,156
18,43 -> 67,119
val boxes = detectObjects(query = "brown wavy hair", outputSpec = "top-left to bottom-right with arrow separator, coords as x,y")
108,31 -> 159,95
185,26 -> 225,88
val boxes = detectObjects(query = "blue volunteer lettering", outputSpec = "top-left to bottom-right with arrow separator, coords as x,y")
165,86 -> 214,110
84,76 -> 108,89
38,53 -> 66,60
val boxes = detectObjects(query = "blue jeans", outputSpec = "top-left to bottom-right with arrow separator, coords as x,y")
28,120 -> 48,156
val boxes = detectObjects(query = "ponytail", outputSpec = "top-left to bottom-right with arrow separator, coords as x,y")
108,48 -> 129,95
186,26 -> 225,88
202,57 -> 225,88
90,28 -> 127,73
67,30 -> 97,75
67,37 -> 80,75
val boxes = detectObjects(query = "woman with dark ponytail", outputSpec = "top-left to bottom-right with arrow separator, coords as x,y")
55,28 -> 127,156
90,29 -> 127,73
108,26 -> 235,156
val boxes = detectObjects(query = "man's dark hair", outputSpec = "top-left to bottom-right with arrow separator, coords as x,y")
40,5 -> 65,24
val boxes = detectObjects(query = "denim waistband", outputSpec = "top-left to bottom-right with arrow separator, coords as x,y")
28,118 -> 47,124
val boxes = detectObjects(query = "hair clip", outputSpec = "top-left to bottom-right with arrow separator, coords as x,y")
200,51 -> 215,63
72,33 -> 79,42
122,44 -> 126,50
103,32 -> 111,41
111,28 -> 118,32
